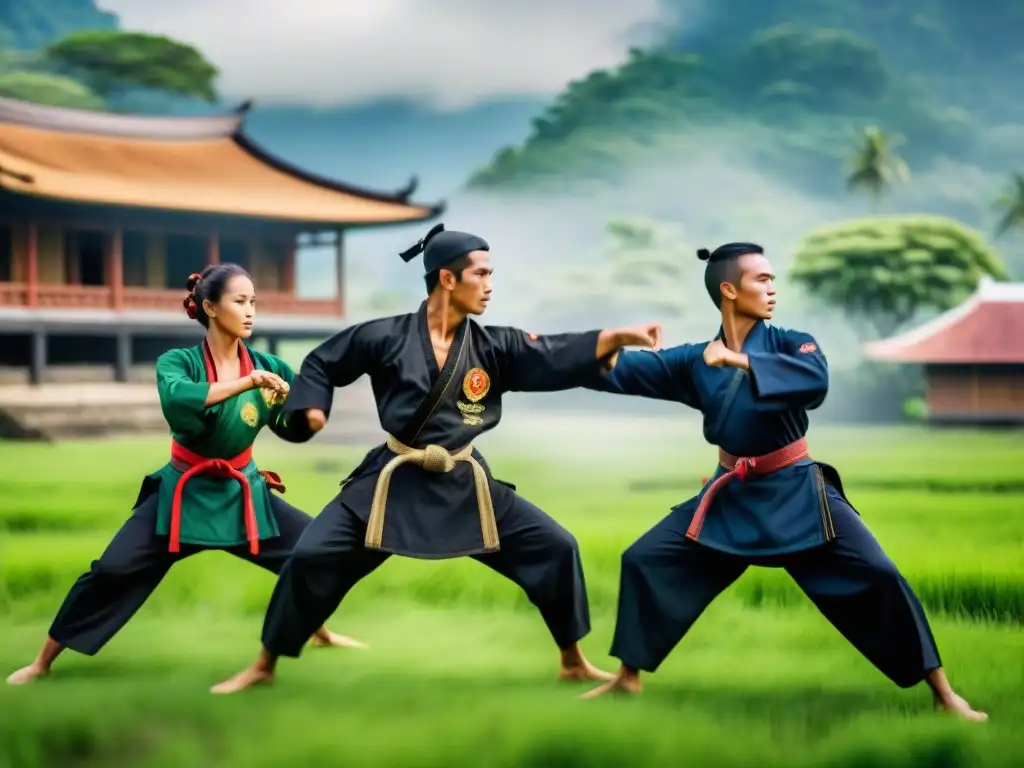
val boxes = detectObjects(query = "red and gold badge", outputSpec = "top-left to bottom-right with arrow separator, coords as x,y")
462,368 -> 490,402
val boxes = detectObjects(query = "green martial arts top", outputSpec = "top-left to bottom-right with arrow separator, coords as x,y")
140,340 -> 293,549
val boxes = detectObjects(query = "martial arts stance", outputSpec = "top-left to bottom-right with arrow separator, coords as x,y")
212,223 -> 662,693
6,263 -> 361,686
579,242 -> 987,722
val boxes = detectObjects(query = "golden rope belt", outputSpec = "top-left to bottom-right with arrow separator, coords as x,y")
364,434 -> 500,551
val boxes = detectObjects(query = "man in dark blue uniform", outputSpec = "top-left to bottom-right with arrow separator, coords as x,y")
579,242 -> 987,722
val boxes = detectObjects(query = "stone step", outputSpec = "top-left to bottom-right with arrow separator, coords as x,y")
0,378 -> 382,442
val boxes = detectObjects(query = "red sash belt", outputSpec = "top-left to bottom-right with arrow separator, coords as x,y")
168,440 -> 285,555
686,437 -> 809,541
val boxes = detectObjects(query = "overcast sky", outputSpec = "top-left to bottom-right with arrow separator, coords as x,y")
96,0 -> 676,110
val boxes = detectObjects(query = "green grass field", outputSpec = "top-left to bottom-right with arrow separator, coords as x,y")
1,421 -> 1022,767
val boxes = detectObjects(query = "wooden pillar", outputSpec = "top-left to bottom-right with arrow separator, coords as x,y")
30,328 -> 46,385
284,240 -> 296,294
923,368 -> 933,418
26,221 -> 38,307
334,229 -> 345,316
108,228 -> 124,310
115,329 -> 131,382
65,231 -> 80,285
207,232 -> 220,265
970,365 -> 980,413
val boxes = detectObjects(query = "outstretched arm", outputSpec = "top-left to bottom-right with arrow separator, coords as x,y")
585,344 -> 702,409
489,323 -> 661,394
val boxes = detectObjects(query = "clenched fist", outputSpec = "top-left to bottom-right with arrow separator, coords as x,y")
614,323 -> 663,351
702,339 -> 733,367
306,408 -> 327,432
249,369 -> 290,396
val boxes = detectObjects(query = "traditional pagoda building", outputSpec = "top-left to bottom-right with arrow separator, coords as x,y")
862,277 -> 1024,424
0,95 -> 443,384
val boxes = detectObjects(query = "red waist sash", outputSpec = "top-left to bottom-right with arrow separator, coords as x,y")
168,441 -> 285,555
686,437 -> 810,541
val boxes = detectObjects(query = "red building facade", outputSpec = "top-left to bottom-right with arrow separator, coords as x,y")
863,278 -> 1024,424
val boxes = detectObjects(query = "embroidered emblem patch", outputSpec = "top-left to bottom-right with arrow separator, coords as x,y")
798,343 -> 817,354
527,333 -> 538,341
240,401 -> 259,427
457,400 -> 485,426
463,368 -> 490,402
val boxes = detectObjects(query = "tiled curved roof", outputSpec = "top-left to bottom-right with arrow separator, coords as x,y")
862,278 -> 1024,364
0,95 -> 443,225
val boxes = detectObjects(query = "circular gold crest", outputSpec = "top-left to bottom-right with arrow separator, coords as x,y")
462,368 -> 490,403
240,401 -> 259,427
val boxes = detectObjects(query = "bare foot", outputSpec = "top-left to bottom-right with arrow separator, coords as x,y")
559,660 -> 615,683
6,664 -> 50,685
210,663 -> 274,695
936,693 -> 988,722
309,630 -> 368,650
557,643 -> 614,683
579,670 -> 642,699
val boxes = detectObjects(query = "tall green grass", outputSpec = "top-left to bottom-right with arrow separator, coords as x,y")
3,435 -> 1022,623
1,427 -> 1022,767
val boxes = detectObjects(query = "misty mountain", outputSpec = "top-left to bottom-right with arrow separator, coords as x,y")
456,0 -> 1024,348
471,1 -> 1024,205
0,0 -> 116,50
4,0 -> 1021,352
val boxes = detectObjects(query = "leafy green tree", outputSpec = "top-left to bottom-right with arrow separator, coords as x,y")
993,172 -> 1024,238
0,70 -> 104,109
845,125 -> 909,204
467,48 -> 709,189
790,214 -> 1008,337
0,26 -> 106,109
44,30 -> 218,104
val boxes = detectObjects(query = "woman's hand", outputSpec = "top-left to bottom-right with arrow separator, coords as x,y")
250,370 -> 290,395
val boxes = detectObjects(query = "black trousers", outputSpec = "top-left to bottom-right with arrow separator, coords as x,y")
48,493 -> 315,656
261,493 -> 592,657
610,485 -> 943,688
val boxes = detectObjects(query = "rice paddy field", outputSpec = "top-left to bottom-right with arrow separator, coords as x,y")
1,414 -> 1022,767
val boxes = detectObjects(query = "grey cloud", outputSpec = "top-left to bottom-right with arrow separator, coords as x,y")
98,0 -> 674,109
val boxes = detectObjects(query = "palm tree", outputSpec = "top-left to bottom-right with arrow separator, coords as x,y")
845,125 -> 910,205
993,172 -> 1024,238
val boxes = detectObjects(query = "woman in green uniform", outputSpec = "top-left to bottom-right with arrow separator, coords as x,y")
7,263 -> 363,685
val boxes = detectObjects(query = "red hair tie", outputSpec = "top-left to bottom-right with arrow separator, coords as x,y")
185,298 -> 198,319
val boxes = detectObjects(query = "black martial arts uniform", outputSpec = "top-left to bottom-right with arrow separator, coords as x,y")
261,299 -> 604,658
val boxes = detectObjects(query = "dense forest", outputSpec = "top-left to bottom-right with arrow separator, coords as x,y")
467,0 -> 1024,215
